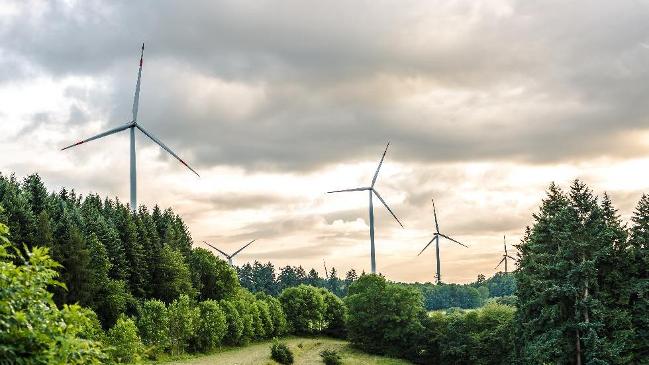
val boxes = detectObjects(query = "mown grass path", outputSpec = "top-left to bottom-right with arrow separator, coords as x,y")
156,337 -> 412,365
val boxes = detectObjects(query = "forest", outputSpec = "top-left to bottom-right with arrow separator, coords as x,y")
1,173 -> 648,364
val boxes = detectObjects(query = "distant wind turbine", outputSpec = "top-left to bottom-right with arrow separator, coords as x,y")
61,43 -> 199,211
204,240 -> 256,266
418,198 -> 468,284
327,142 -> 404,274
495,235 -> 516,273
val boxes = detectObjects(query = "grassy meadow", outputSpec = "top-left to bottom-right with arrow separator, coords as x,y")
156,337 -> 412,365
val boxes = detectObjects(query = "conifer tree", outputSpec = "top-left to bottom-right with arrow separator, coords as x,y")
629,194 -> 649,362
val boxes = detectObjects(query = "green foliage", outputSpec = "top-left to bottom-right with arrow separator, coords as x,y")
193,300 -> 227,352
345,274 -> 425,361
167,294 -> 199,355
516,181 -> 635,364
279,284 -> 326,335
258,293 -> 288,336
270,339 -> 294,364
320,349 -> 343,365
421,304 -> 516,365
256,300 -> 274,338
482,272 -> 517,297
220,299 -> 245,345
106,315 -> 144,364
629,194 -> 649,362
137,299 -> 169,356
156,246 -> 196,303
0,224 -> 106,364
320,288 -> 347,338
238,261 -> 351,297
190,248 -> 239,301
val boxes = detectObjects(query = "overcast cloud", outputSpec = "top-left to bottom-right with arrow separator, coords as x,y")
2,0 -> 649,282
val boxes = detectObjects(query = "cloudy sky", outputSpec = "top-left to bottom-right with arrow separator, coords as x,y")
2,0 -> 649,283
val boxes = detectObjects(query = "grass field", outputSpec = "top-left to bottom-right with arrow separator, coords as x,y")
155,337 -> 413,365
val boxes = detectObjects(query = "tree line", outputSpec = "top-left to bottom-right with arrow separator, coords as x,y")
1,204 -> 346,363
238,261 -> 358,297
0,173 -> 354,329
343,180 -> 649,364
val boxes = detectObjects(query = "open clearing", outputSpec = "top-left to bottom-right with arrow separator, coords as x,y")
156,337 -> 413,365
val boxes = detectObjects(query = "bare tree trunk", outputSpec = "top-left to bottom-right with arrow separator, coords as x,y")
576,329 -> 582,365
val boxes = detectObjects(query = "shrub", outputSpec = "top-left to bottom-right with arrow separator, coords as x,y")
167,294 -> 199,355
263,295 -> 288,336
137,299 -> 169,356
234,299 -> 255,343
106,315 -> 144,364
320,349 -> 342,365
249,300 -> 265,339
189,248 -> 239,301
0,233 -> 106,364
270,339 -> 294,364
194,300 -> 227,352
256,300 -> 274,338
345,274 -> 425,360
279,285 -> 326,334
319,289 -> 346,338
220,299 -> 244,345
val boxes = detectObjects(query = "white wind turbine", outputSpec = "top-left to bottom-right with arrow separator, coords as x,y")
204,240 -> 256,266
495,235 -> 516,273
61,44 -> 199,211
327,142 -> 404,274
418,198 -> 469,284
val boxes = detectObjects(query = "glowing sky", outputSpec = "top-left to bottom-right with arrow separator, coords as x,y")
2,0 -> 649,283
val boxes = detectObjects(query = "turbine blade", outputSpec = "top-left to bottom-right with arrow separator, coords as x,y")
61,123 -> 131,151
495,257 -> 505,269
507,255 -> 516,260
371,142 -> 390,187
373,189 -> 404,228
132,43 -> 144,121
232,239 -> 256,257
204,241 -> 231,259
327,187 -> 370,193
136,124 -> 200,177
439,233 -> 468,248
432,198 -> 440,233
418,236 -> 436,256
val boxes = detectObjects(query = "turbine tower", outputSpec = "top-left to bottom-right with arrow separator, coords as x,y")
61,43 -> 199,211
204,240 -> 256,266
418,198 -> 468,284
327,142 -> 404,274
495,235 -> 515,273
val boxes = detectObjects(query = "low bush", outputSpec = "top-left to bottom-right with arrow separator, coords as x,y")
220,299 -> 244,345
279,285 -> 326,334
270,339 -> 294,364
106,315 -> 144,364
320,348 -> 343,365
168,294 -> 199,355
137,299 -> 169,356
193,300 -> 227,352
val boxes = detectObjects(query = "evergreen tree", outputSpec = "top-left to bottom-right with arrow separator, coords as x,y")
516,181 -> 632,364
629,194 -> 649,362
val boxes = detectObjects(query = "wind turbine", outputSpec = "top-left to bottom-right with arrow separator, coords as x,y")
495,235 -> 515,273
61,43 -> 199,211
418,198 -> 468,284
327,142 -> 404,274
204,239 -> 256,266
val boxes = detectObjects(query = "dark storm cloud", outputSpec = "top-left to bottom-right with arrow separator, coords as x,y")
3,0 -> 649,172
